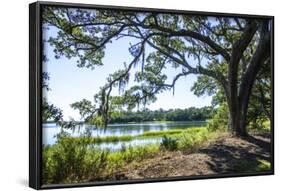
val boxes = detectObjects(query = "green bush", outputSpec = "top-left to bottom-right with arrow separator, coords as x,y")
106,144 -> 159,173
42,131 -> 109,184
160,135 -> 178,151
248,119 -> 271,133
178,128 -> 208,151
207,103 -> 229,132
42,131 -> 160,184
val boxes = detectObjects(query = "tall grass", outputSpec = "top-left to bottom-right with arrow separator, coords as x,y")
42,131 -> 110,184
106,144 -> 159,173
139,129 -> 183,138
69,129 -> 186,144
70,135 -> 134,144
42,126 -> 221,184
177,127 -> 223,152
42,131 -> 160,184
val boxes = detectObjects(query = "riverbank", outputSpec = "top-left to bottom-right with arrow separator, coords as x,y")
91,131 -> 271,181
42,127 -> 271,185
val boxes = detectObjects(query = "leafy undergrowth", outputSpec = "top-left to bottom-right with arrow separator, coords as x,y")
42,133 -> 160,184
42,127 -> 214,184
42,127 -> 270,185
178,127 -> 221,152
248,119 -> 271,134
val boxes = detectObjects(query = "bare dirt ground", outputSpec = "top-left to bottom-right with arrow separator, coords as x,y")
116,132 -> 272,180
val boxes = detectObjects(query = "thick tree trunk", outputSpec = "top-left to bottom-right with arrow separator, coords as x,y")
226,21 -> 258,137
226,20 -> 271,137
227,96 -> 247,137
238,99 -> 249,136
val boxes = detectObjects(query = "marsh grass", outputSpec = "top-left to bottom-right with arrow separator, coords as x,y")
42,136 -> 159,184
69,128 -> 187,144
138,129 -> 183,138
42,126 -> 224,184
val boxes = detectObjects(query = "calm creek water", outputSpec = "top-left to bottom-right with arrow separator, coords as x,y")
43,121 -> 206,150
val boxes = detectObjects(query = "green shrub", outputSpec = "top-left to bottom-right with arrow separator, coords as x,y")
42,131 -> 109,184
248,119 -> 271,133
106,144 -> 159,172
160,135 -> 178,151
178,128 -> 208,151
42,131 -> 160,184
207,103 -> 229,132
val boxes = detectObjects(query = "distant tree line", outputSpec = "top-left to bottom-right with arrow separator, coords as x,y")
108,106 -> 212,123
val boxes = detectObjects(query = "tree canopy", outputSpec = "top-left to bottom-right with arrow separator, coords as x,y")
42,6 -> 272,136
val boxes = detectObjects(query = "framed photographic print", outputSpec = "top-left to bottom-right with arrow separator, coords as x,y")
29,1 -> 274,189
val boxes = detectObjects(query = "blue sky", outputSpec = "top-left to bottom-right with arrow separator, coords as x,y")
43,25 -> 212,121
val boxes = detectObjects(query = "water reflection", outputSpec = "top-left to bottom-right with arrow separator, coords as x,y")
43,121 -> 205,150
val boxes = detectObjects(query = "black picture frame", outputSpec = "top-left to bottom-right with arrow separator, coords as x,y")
29,1 -> 274,190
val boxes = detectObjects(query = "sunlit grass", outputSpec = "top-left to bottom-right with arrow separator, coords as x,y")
69,127 -> 207,144
138,129 -> 184,138
177,127 -> 222,152
106,144 -> 160,172
70,135 -> 134,144
42,140 -> 160,184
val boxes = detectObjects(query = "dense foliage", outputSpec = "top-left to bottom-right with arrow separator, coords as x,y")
108,106 -> 212,123
42,130 -> 160,184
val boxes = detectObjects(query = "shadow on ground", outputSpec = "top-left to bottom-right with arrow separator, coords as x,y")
198,133 -> 271,173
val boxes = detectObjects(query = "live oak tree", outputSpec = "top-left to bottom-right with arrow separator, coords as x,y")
43,7 -> 272,136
